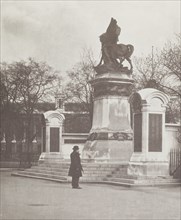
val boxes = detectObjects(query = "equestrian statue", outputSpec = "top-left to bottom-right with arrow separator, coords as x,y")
94,18 -> 134,74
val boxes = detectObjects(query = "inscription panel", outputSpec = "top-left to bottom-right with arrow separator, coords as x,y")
134,113 -> 142,152
149,114 -> 162,152
50,127 -> 59,152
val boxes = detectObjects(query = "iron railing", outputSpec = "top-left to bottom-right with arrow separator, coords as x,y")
169,148 -> 181,176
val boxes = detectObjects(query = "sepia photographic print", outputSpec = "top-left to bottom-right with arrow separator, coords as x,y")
1,1 -> 181,220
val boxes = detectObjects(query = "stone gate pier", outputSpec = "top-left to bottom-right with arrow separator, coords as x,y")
39,109 -> 65,163
128,88 -> 170,177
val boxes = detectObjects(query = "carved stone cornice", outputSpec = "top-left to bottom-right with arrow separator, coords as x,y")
91,77 -> 134,85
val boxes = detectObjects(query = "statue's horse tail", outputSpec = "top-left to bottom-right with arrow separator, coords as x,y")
126,44 -> 134,58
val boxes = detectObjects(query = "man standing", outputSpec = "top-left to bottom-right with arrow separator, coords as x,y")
68,145 -> 83,189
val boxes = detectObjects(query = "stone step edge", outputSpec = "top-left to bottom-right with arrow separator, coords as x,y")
15,171 -> 69,180
11,173 -> 68,183
13,169 -> 180,183
32,165 -> 127,169
28,169 -> 124,175
11,173 -> 131,186
11,173 -> 181,187
38,162 -> 128,165
18,171 -> 109,178
30,167 -> 126,171
37,164 -> 128,168
12,172 -> 103,183
24,169 -> 69,175
17,170 -> 181,184
105,177 -> 181,183
103,180 -> 181,187
36,166 -> 127,170
12,171 -> 104,181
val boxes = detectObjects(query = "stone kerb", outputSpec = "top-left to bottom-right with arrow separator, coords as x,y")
128,88 -> 170,177
39,110 -> 65,163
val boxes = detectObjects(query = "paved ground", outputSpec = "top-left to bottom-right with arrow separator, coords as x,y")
0,170 -> 181,220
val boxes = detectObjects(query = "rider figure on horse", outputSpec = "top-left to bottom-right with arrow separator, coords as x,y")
99,18 -> 121,65
97,18 -> 134,71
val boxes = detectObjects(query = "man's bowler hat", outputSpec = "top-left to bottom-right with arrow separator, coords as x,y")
73,145 -> 79,150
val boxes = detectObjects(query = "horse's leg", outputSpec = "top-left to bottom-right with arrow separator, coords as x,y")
126,57 -> 133,70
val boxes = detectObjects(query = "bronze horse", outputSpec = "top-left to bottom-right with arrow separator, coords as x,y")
98,43 -> 134,70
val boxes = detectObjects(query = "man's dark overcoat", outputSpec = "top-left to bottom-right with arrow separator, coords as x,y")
68,151 -> 83,177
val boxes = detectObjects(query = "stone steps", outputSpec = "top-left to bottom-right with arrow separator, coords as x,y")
29,166 -> 127,174
105,178 -> 134,184
12,171 -> 181,187
104,177 -> 181,186
20,168 -> 128,178
24,168 -> 68,176
11,172 -> 68,183
30,166 -> 69,172
12,171 -> 104,183
103,181 -> 181,187
12,163 -> 128,183
38,162 -> 127,169
29,163 -> 128,175
38,163 -> 70,169
22,168 -> 120,177
12,162 -> 180,187
106,172 -> 128,178
13,170 -> 68,181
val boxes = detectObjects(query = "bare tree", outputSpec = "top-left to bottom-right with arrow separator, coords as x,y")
64,49 -> 96,125
160,34 -> 181,97
133,49 -> 166,91
1,62 -> 23,157
133,34 -> 181,123
1,58 -> 60,157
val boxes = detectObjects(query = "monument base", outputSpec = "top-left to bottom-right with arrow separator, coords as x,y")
83,139 -> 133,162
39,152 -> 64,164
127,161 -> 169,177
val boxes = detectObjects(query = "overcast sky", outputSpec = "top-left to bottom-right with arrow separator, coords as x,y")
1,1 -> 180,74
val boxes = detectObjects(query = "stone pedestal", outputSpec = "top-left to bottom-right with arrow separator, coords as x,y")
39,109 -> 65,163
128,161 -> 169,177
83,71 -> 134,162
128,88 -> 170,177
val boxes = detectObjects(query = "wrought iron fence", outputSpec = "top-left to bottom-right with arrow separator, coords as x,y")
169,148 -> 181,176
0,135 -> 41,168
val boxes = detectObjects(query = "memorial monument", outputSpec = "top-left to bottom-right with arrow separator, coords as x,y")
39,96 -> 65,163
83,18 -> 134,162
128,88 -> 170,177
